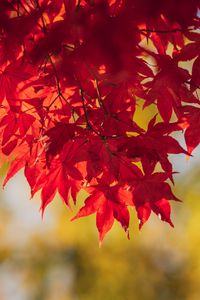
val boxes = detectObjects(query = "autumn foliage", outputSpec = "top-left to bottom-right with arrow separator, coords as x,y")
0,0 -> 199,241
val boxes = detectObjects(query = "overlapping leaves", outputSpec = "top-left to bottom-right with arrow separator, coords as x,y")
0,0 -> 199,241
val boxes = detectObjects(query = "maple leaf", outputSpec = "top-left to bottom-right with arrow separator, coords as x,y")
45,122 -> 77,162
120,116 -> 188,176
132,172 -> 180,228
146,54 -> 194,122
180,106 -> 200,154
0,59 -> 33,104
72,181 -> 133,241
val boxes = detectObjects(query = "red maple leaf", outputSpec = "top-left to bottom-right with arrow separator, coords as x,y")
72,179 -> 133,241
131,172 -> 180,228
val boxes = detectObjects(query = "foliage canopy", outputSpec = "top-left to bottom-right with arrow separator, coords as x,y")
0,0 -> 199,241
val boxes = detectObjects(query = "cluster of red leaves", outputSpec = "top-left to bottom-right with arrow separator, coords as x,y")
0,0 -> 199,241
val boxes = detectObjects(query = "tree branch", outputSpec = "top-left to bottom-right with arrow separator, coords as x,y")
79,86 -> 100,136
137,27 -> 196,34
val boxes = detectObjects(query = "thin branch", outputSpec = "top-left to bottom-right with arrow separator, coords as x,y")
35,0 -> 47,33
79,87 -> 100,135
35,0 -> 76,121
95,79 -> 108,114
136,27 -> 197,34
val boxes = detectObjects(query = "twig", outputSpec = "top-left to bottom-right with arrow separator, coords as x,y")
137,27 -> 197,34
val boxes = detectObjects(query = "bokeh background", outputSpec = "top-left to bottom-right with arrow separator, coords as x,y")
0,106 -> 200,300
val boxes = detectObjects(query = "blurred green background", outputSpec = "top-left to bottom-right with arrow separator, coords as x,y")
1,151 -> 200,300
0,103 -> 200,300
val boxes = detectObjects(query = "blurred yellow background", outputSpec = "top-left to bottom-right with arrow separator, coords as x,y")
0,101 -> 200,300
0,152 -> 200,300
